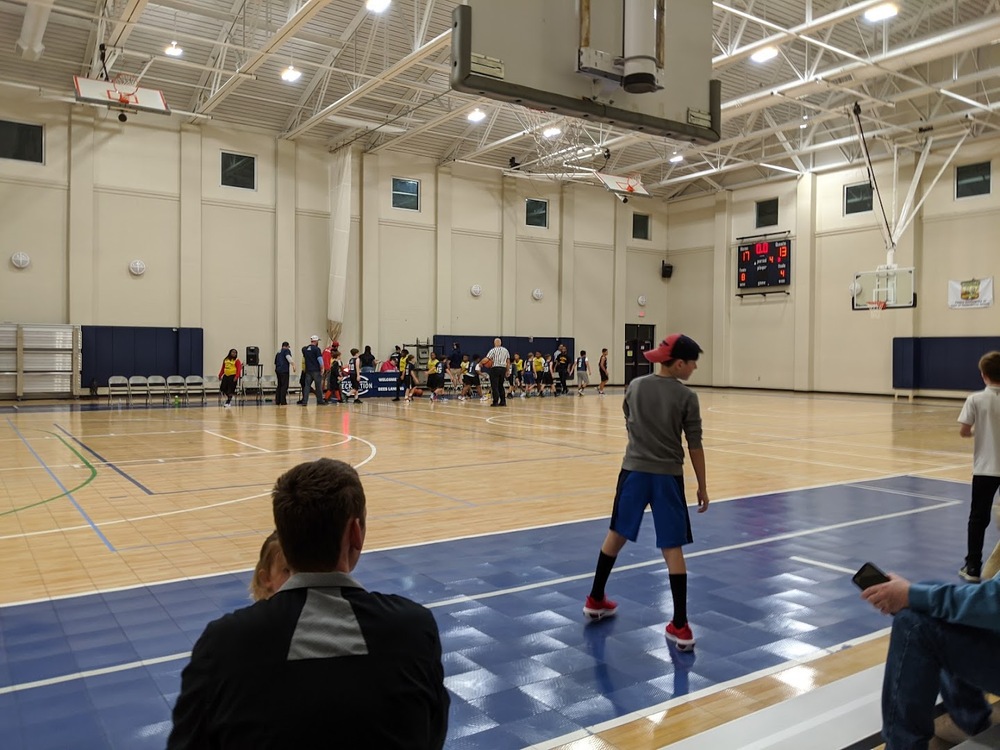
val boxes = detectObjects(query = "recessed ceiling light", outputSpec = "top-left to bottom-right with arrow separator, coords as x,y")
280,65 -> 302,83
164,41 -> 182,57
864,3 -> 898,22
750,46 -> 779,63
669,153 -> 683,163
467,108 -> 486,123
542,126 -> 561,138
366,0 -> 391,12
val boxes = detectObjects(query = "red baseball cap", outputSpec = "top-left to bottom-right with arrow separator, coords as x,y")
644,334 -> 703,364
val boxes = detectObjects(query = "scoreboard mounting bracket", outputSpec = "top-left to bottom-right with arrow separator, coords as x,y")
735,290 -> 790,298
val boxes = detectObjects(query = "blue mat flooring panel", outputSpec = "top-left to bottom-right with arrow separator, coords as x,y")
0,476 -> 982,749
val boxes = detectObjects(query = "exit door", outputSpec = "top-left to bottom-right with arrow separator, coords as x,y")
624,324 -> 656,385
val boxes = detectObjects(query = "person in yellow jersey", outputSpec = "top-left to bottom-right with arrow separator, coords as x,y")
218,348 -> 242,408
533,352 -> 545,397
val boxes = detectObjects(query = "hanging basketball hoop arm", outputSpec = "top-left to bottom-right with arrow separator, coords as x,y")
851,102 -> 971,269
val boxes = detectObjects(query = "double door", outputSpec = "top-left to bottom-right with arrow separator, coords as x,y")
623,324 -> 656,386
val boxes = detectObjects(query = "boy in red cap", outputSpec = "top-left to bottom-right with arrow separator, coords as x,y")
583,333 -> 709,651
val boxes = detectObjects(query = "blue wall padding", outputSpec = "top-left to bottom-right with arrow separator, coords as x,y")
893,337 -> 1000,391
82,326 -> 204,386
430,335 -> 575,362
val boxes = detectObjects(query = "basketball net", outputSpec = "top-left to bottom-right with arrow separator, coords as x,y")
112,73 -> 140,104
519,110 -> 594,177
867,300 -> 886,319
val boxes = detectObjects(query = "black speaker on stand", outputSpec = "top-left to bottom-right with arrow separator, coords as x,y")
245,346 -> 259,366
661,262 -> 674,279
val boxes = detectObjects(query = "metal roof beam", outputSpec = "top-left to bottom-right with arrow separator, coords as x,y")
283,28 -> 451,139
196,0 -> 335,115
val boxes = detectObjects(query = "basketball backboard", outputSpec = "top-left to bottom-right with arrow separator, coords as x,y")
73,76 -> 170,116
451,0 -> 720,144
595,172 -> 650,197
851,267 -> 916,310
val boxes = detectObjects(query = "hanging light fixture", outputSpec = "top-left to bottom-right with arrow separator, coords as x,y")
281,64 -> 302,82
164,12 -> 182,57
366,0 -> 391,12
467,108 -> 486,123
750,46 -> 778,63
542,126 -> 561,138
864,3 -> 898,22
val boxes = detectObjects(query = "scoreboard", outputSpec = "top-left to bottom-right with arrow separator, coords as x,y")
737,239 -> 791,289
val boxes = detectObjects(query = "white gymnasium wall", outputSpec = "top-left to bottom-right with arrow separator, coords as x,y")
450,233 -> 502,334
918,140 -> 1000,338
4,86 -> 1000,394
0,93 -> 70,323
665,196 -> 716,382
572,186 -> 616,365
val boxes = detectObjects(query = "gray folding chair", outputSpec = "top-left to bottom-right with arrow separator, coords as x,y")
127,375 -> 149,407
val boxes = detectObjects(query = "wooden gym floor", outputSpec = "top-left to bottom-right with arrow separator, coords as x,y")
0,388 -> 983,748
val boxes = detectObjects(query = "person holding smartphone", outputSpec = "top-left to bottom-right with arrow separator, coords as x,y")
861,569 -> 1000,749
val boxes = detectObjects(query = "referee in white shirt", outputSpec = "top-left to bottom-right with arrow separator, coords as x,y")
485,338 -> 511,407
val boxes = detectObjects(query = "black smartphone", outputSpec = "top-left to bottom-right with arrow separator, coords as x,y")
852,561 -> 890,590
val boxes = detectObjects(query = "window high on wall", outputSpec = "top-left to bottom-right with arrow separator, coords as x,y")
391,177 -> 420,210
221,152 -> 256,190
525,198 -> 548,228
844,182 -> 873,215
632,213 -> 651,240
956,161 -> 990,199
0,119 -> 43,164
756,197 -> 778,228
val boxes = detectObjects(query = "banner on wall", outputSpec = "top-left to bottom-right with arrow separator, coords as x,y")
948,277 -> 993,309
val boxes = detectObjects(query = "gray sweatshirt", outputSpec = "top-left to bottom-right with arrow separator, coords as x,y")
621,374 -> 703,475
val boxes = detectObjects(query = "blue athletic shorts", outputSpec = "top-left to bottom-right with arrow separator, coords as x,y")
609,469 -> 693,549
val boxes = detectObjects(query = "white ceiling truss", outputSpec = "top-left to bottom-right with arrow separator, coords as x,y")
3,0 -> 1000,200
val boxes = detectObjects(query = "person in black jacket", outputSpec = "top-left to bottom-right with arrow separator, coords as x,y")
168,458 -> 449,749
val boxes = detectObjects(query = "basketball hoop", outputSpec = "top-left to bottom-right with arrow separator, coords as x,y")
866,300 -> 887,319
111,73 -> 140,104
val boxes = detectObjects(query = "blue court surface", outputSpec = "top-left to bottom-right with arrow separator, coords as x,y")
0,475 -> 979,749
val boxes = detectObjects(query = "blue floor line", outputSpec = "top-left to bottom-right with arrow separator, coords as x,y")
5,419 -> 115,551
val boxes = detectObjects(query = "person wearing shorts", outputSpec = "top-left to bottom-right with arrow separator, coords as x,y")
347,348 -> 362,403
522,354 -> 536,396
575,351 -> 591,396
598,348 -> 609,396
583,333 -> 709,651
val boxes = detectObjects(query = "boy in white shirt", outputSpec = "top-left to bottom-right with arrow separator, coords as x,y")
957,350 -> 1000,581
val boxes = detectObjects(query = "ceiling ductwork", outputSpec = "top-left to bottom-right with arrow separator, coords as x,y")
16,0 -> 56,62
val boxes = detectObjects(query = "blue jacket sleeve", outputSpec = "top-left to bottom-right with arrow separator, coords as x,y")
907,576 -> 1000,635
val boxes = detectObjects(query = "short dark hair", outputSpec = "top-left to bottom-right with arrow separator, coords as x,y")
281,341 -> 289,347
272,459 -> 366,572
980,351 -> 1000,383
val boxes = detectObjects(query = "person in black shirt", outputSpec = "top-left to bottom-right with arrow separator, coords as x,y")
169,458 -> 448,749
273,342 -> 295,406
300,336 -> 325,406
359,345 -> 376,372
448,343 -> 463,394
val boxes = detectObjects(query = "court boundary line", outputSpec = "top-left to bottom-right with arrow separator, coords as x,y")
0,472 -> 964,608
5,420 -> 114,551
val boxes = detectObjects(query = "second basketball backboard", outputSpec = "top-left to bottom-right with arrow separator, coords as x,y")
851,268 -> 916,310
451,0 -> 720,144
